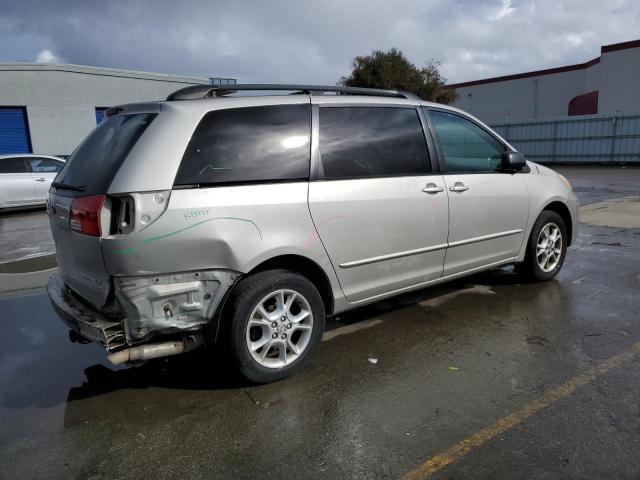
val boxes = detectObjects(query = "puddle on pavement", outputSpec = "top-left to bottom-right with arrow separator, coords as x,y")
580,196 -> 640,229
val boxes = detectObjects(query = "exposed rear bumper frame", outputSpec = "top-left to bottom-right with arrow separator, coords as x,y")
47,274 -> 127,351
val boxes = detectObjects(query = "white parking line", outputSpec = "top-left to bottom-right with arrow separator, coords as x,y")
419,285 -> 495,308
571,274 -> 592,284
322,319 -> 383,342
322,285 -> 496,342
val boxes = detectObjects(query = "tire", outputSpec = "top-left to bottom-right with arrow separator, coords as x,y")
517,210 -> 568,282
225,269 -> 325,383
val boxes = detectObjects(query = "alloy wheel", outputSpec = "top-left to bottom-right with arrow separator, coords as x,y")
245,289 -> 314,368
536,222 -> 562,273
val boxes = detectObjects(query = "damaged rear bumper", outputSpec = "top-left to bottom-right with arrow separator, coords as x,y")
47,274 -> 127,350
47,269 -> 239,359
113,269 -> 238,342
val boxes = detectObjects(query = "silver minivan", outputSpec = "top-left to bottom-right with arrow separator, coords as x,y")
47,85 -> 578,383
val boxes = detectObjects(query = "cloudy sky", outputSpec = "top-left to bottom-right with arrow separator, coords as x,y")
1,0 -> 639,84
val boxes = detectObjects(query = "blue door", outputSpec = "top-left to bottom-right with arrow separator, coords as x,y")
0,108 -> 31,154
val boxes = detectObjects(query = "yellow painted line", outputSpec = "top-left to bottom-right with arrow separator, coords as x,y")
402,341 -> 640,480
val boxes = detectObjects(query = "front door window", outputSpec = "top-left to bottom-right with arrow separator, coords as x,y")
428,110 -> 504,172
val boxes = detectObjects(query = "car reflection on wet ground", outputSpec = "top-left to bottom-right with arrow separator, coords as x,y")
1,166 -> 639,479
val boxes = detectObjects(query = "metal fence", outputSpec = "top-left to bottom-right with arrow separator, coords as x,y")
490,113 -> 640,164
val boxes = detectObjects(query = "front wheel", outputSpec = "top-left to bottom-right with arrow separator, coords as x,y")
226,269 -> 325,383
517,210 -> 568,281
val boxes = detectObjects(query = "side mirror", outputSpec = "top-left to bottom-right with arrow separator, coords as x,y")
501,151 -> 526,171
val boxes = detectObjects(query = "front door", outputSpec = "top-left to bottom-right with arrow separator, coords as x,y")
309,104 -> 449,303
427,109 -> 530,276
26,157 -> 64,200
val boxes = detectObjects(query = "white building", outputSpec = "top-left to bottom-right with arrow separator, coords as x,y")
449,39 -> 640,124
0,63 -> 235,156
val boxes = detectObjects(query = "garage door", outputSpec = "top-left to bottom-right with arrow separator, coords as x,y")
0,108 -> 31,154
95,107 -> 108,124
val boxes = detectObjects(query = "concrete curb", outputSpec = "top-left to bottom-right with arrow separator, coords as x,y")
0,253 -> 58,294
0,253 -> 57,274
0,268 -> 57,294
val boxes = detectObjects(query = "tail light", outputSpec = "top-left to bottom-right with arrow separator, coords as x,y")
70,195 -> 105,236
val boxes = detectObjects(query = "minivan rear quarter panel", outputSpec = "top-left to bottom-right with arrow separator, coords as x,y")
101,183 -> 341,296
100,96 -> 345,312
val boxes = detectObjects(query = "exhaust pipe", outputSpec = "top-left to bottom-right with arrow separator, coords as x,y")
107,334 -> 204,365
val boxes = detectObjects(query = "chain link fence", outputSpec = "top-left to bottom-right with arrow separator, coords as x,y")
491,113 -> 640,164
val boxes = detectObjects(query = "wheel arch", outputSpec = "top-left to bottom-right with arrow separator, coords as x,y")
541,200 -> 573,246
247,254 -> 335,316
517,197 -> 575,263
211,253 -> 337,343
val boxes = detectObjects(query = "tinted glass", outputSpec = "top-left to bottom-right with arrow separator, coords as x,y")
28,158 -> 64,173
428,110 -> 505,172
0,157 -> 27,173
175,104 -> 310,186
56,113 -> 156,196
319,107 -> 429,179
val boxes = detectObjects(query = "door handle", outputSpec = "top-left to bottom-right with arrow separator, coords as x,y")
35,178 -> 46,182
422,183 -> 445,194
449,182 -> 469,193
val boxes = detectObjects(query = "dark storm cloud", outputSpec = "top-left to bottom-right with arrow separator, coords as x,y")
1,0 -> 639,84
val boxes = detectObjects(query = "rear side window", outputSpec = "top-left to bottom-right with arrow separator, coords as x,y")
318,107 -> 429,179
428,110 -> 505,172
28,158 -> 64,173
0,157 -> 27,173
175,104 -> 311,186
56,113 -> 156,196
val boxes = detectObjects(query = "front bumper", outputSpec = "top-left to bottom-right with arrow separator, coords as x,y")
47,274 -> 126,350
568,191 -> 580,245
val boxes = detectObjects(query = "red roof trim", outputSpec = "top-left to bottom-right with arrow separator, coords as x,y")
601,39 -> 640,53
447,38 -> 640,89
447,57 -> 600,89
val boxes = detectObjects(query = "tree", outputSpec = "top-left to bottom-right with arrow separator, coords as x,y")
338,48 -> 457,104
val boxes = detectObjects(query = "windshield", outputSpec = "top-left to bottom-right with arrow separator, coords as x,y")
55,113 -> 156,196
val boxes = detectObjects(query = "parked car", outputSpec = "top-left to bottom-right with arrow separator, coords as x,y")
0,154 -> 65,210
47,84 -> 578,383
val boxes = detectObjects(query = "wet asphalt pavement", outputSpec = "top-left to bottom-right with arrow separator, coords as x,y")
1,166 -> 639,479
0,206 -> 53,263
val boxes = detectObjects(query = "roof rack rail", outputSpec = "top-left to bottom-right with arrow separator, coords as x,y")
166,84 -> 422,101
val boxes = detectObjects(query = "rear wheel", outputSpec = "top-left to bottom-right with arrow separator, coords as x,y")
517,210 -> 567,281
226,269 -> 325,383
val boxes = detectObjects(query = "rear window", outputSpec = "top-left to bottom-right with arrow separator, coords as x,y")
174,104 -> 310,186
0,157 -> 27,173
318,107 -> 430,179
55,113 -> 156,196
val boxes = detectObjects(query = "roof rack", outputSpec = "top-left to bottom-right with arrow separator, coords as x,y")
166,84 -> 422,101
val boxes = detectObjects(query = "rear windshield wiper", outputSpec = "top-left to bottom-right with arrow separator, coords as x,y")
51,181 -> 86,192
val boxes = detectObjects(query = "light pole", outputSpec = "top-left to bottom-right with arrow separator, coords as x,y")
533,77 -> 539,119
